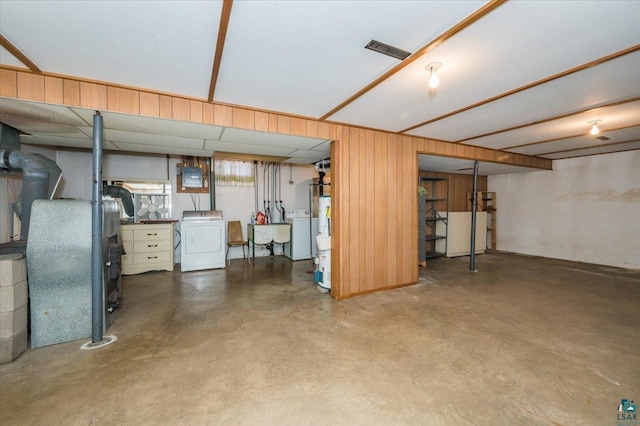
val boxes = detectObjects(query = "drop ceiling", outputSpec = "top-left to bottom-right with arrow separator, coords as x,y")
0,0 -> 638,171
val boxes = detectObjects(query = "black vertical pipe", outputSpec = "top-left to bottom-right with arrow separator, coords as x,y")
254,161 -> 258,215
470,161 -> 479,272
309,184 -> 313,258
208,158 -> 215,210
91,112 -> 104,343
318,171 -> 325,196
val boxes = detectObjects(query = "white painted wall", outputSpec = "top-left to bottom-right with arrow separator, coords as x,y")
217,163 -> 318,260
1,146 -> 318,262
489,150 -> 640,270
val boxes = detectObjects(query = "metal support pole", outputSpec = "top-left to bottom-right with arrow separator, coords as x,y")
470,161 -> 478,272
309,184 -> 314,258
91,112 -> 104,343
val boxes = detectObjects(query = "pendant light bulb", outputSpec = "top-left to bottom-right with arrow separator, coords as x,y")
588,120 -> 601,136
426,62 -> 442,89
429,68 -> 439,88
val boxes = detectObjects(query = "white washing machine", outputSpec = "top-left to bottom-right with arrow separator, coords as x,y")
284,209 -> 318,260
180,210 -> 226,272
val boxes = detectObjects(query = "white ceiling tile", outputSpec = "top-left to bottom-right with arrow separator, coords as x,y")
0,98 -> 89,127
0,1 -> 221,98
509,126 -> 640,156
331,1 -> 640,132
2,2 -> 638,166
461,98 -> 640,151
205,140 -> 294,157
112,142 -> 213,157
0,45 -> 26,68
23,134 -> 118,151
215,1 -> 485,117
410,54 -> 640,144
542,143 -> 640,160
309,141 -> 332,152
287,150 -> 329,160
418,154 -> 539,175
219,128 -> 323,150
12,122 -> 87,138
283,157 -> 320,165
71,109 -> 224,140
76,127 -> 205,150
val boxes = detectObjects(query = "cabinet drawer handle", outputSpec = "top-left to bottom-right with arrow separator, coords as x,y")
148,244 -> 158,248
147,232 -> 158,236
147,256 -> 158,259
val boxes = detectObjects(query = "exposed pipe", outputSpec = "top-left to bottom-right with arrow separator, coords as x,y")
318,171 -> 326,196
164,154 -> 169,206
266,162 -> 271,224
91,111 -> 104,343
308,184 -> 314,258
273,163 -> 278,222
254,161 -> 258,215
0,149 -> 62,239
103,185 -> 134,217
208,157 -> 215,210
470,161 -> 479,272
278,163 -> 284,222
263,162 -> 267,217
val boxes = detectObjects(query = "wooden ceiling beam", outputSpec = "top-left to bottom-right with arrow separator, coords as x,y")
0,34 -> 42,74
208,0 -> 234,102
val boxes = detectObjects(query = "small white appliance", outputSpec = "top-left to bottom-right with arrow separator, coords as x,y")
180,210 -> 226,272
284,209 -> 318,261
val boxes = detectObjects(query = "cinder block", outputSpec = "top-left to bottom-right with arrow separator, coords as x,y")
0,327 -> 28,364
0,280 -> 28,313
0,256 -> 27,287
0,304 -> 28,339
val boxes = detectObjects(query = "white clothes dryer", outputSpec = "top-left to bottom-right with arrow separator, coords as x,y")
180,210 -> 226,272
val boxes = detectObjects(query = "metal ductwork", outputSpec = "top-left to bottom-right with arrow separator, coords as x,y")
1,148 -> 62,239
103,185 -> 134,217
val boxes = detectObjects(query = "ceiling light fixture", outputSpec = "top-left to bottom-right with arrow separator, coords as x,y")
588,120 -> 601,135
426,62 -> 442,89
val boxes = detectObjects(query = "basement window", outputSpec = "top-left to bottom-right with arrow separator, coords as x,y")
104,180 -> 172,222
214,158 -> 255,187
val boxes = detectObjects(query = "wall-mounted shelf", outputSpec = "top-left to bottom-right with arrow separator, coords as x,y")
420,177 -> 449,262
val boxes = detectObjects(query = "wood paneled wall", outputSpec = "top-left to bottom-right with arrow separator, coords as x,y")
0,66 -> 552,299
419,171 -> 488,212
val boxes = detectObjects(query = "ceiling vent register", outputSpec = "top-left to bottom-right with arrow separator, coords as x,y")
364,40 -> 411,60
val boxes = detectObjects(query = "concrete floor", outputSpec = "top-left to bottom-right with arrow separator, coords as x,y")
1,253 -> 638,425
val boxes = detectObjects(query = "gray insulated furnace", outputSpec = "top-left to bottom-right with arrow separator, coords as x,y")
26,199 -> 123,348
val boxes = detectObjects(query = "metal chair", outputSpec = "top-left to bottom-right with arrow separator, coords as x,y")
226,220 -> 248,265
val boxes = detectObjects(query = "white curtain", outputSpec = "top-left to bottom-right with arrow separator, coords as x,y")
214,158 -> 254,187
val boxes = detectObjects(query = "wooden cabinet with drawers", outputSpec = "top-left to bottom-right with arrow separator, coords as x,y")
121,223 -> 174,275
